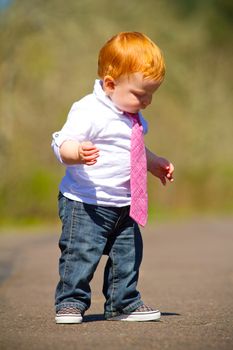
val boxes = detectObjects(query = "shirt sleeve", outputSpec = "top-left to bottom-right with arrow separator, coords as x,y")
51,100 -> 94,164
51,134 -> 65,164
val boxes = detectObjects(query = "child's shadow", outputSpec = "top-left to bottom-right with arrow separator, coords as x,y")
161,312 -> 181,317
83,312 -> 180,323
84,314 -> 105,322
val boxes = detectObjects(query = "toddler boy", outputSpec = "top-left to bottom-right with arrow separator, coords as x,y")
52,31 -> 174,323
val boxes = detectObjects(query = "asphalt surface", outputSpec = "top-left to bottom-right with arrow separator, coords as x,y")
0,218 -> 232,350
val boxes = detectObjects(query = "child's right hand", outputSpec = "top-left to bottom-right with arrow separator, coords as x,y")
60,140 -> 99,165
78,141 -> 100,166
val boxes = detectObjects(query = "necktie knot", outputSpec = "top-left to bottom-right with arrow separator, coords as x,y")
124,112 -> 140,124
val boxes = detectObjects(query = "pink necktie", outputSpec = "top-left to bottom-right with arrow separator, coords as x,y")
126,113 -> 148,227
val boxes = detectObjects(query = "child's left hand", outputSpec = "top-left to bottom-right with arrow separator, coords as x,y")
147,150 -> 174,186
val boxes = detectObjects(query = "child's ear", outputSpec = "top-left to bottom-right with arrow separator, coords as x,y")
103,75 -> 116,95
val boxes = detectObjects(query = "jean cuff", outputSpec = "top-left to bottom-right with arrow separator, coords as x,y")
104,299 -> 144,319
122,299 -> 144,314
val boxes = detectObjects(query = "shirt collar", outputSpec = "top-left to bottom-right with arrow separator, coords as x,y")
93,79 -> 124,115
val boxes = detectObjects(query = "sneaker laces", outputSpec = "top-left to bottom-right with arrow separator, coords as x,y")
134,304 -> 155,312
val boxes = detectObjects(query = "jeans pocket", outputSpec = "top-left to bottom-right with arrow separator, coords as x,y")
58,192 -> 67,222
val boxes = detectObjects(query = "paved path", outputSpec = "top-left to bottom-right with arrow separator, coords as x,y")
0,218 -> 232,350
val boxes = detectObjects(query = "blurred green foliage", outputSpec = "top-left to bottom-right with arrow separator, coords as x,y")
0,0 -> 232,226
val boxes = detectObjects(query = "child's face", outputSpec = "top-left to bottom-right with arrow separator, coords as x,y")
103,72 -> 160,114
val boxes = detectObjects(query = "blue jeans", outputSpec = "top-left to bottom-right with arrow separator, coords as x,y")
55,193 -> 144,319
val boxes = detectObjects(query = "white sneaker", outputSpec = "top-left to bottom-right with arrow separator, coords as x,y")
107,304 -> 161,322
55,307 -> 83,324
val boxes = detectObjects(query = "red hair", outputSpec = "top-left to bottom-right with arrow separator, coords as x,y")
98,32 -> 165,82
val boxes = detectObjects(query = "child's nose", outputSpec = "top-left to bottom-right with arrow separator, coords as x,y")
141,96 -> 152,107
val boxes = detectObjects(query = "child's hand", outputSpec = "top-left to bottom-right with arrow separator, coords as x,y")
146,149 -> 174,186
60,140 -> 99,165
152,156 -> 174,185
78,141 -> 100,166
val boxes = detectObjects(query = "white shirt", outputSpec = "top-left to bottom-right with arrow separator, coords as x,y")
52,79 -> 148,206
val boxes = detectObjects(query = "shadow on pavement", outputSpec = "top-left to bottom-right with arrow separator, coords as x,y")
83,312 -> 181,322
84,314 -> 105,322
